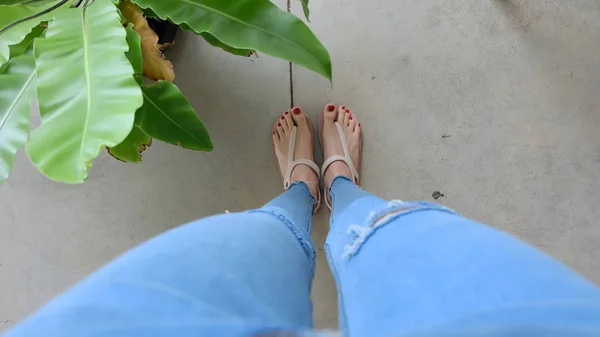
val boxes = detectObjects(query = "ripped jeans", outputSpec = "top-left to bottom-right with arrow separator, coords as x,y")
5,177 -> 600,337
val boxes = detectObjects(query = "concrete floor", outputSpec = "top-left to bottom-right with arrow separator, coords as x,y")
2,0 -> 600,331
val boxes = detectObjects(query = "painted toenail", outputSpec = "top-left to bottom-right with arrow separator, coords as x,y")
280,115 -> 285,120
346,109 -> 350,113
327,104 -> 335,112
340,106 -> 345,110
278,122 -> 281,126
293,107 -> 301,114
349,116 -> 353,120
284,111 -> 289,115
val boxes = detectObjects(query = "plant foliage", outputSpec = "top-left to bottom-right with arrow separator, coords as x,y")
0,0 -> 331,184
131,0 -> 330,79
26,0 -> 142,183
0,53 -> 35,183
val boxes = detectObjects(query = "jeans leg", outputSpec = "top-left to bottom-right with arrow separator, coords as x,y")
5,183 -> 317,337
329,176 -> 380,222
261,181 -> 317,233
325,188 -> 600,337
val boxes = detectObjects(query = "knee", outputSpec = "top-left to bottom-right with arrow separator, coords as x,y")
182,210 -> 316,273
329,200 -> 459,260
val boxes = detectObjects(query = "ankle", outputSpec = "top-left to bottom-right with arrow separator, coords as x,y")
307,183 -> 319,201
324,162 -> 352,188
291,168 -> 318,194
326,174 -> 353,192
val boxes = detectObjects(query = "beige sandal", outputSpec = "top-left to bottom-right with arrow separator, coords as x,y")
280,125 -> 322,214
319,110 -> 360,210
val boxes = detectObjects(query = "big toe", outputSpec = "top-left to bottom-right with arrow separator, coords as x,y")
322,103 -> 337,122
291,106 -> 308,124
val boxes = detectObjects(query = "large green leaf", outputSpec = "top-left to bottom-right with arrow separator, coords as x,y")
0,0 -> 37,5
179,22 -> 252,57
108,124 -> 151,162
8,23 -> 45,58
136,81 -> 213,151
26,0 -> 143,183
124,23 -> 143,84
0,0 -> 61,65
141,6 -> 158,18
0,0 -> 58,5
0,52 -> 35,183
199,32 -> 252,57
130,0 -> 331,80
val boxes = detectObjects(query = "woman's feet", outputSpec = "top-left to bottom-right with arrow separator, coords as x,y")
272,107 -> 320,199
320,104 -> 362,190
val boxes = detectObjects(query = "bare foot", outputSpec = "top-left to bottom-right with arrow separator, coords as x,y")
320,104 -> 361,189
272,107 -> 319,199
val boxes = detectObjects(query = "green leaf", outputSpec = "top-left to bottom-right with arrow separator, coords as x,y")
0,0 -> 57,5
141,6 -> 157,18
115,2 -> 126,23
26,0 -> 143,183
180,22 -> 251,56
130,0 -> 331,80
8,23 -> 45,58
108,124 -> 151,162
0,0 -> 62,65
124,23 -> 143,84
27,0 -> 61,6
136,81 -> 213,151
299,0 -> 309,21
0,53 -> 35,183
199,32 -> 252,57
0,0 -> 34,5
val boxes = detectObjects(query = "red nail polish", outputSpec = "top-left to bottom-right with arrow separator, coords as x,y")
349,116 -> 353,120
284,111 -> 289,115
293,107 -> 301,114
358,123 -> 360,127
280,115 -> 285,120
346,109 -> 350,113
340,106 -> 345,110
327,104 -> 335,112
278,122 -> 281,126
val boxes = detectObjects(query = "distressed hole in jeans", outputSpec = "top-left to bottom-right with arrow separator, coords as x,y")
342,205 -> 420,259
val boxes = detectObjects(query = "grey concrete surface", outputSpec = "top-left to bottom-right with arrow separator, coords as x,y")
2,0 -> 600,332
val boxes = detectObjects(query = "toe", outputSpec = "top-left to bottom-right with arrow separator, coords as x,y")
292,106 -> 307,124
344,108 -> 359,131
272,120 -> 280,139
340,106 -> 351,126
354,122 -> 361,134
276,120 -> 285,137
323,103 -> 337,122
283,109 -> 294,129
345,108 -> 352,121
279,112 -> 290,131
348,108 -> 356,120
337,105 -> 346,124
348,114 -> 356,130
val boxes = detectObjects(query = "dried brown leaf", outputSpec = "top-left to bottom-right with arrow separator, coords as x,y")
119,1 -> 175,82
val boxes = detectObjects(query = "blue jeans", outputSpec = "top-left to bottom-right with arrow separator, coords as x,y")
5,177 -> 600,337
